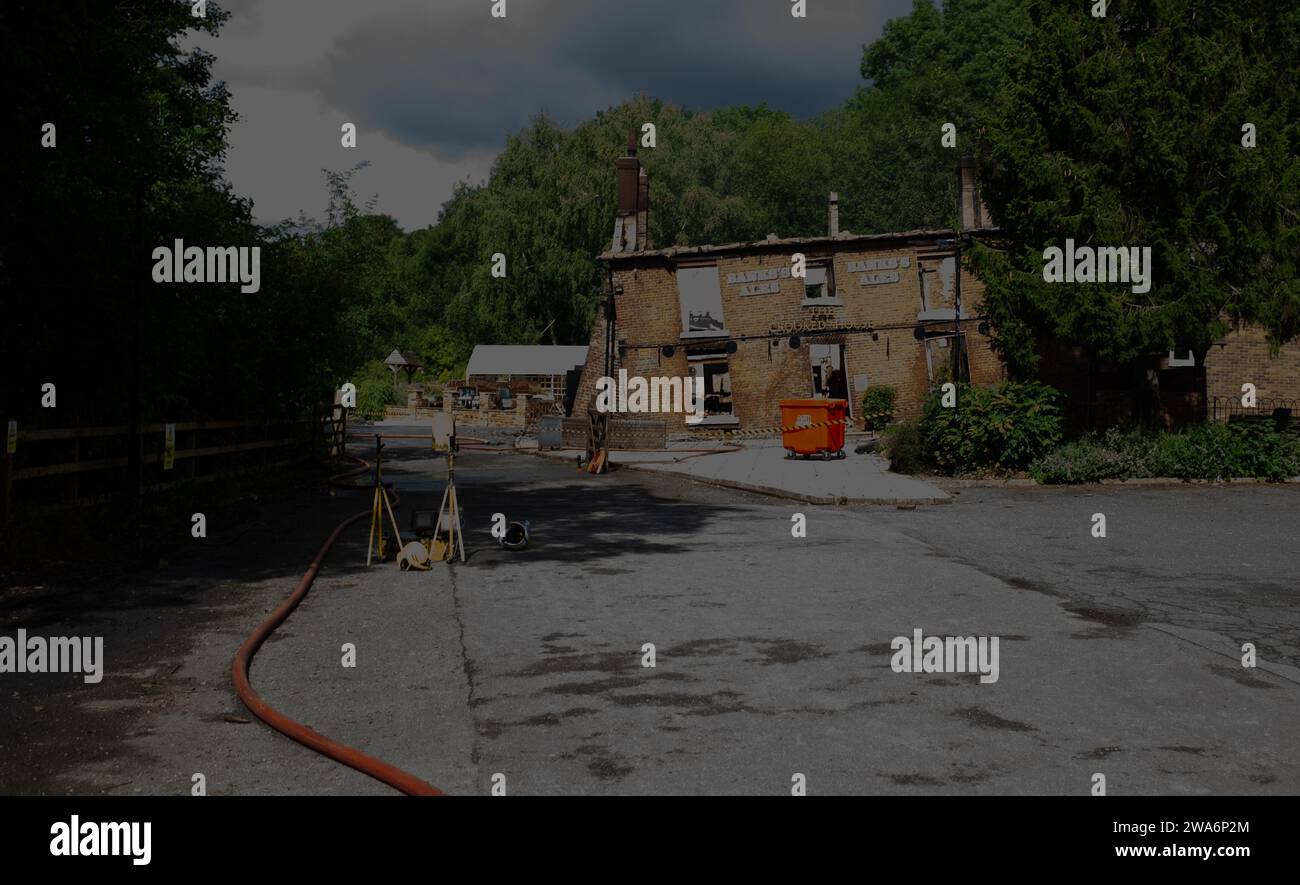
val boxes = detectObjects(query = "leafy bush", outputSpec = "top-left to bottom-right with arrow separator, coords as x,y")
1145,423 -> 1300,480
919,381 -> 1064,472
356,376 -> 397,420
1028,431 -> 1143,483
861,385 -> 899,431
879,422 -> 927,474
1029,424 -> 1300,483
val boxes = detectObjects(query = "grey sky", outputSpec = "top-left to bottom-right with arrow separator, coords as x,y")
197,0 -> 914,230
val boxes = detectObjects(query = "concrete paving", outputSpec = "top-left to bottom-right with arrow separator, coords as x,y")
539,439 -> 951,505
3,435 -> 1298,795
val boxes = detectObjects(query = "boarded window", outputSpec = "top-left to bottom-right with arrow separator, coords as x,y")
678,266 -> 726,335
924,333 -> 970,384
688,347 -> 733,415
804,265 -> 829,300
918,255 -> 956,312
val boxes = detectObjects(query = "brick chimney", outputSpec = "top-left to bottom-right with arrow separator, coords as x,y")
827,192 -> 840,237
637,168 -> 650,251
957,156 -> 989,230
612,130 -> 649,253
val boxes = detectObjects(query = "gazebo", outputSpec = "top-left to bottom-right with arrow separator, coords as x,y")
384,349 -> 424,388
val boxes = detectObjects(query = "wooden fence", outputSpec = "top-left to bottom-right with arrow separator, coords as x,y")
1,407 -> 346,524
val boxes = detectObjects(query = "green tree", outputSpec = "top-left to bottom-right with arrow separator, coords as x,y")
732,112 -> 831,237
970,0 -> 1300,379
429,98 -> 787,354
822,0 -> 1029,234
3,0 -> 253,422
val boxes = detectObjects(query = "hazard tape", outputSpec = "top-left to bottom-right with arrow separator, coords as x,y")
697,417 -> 852,438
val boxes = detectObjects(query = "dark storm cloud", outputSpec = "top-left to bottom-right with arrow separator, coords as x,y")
197,0 -> 915,228
311,0 -> 913,156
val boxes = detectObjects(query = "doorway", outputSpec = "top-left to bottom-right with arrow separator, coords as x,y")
809,343 -> 850,409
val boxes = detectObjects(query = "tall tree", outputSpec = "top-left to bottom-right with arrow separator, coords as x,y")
824,0 -> 1029,233
970,0 -> 1300,378
3,0 -> 252,421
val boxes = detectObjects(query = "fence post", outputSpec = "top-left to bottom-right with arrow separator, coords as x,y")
71,415 -> 81,502
311,404 -> 320,462
1,443 -> 11,527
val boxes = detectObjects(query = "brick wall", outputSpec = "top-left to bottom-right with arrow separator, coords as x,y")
574,236 -> 1006,435
1204,325 -> 1300,417
434,389 -> 532,429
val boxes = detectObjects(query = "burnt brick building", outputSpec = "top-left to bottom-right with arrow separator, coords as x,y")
574,146 -> 1005,433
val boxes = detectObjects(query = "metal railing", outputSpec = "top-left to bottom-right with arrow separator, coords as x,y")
1210,396 -> 1298,424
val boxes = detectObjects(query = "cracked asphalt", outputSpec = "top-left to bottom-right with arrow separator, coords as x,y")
3,431 -> 1298,795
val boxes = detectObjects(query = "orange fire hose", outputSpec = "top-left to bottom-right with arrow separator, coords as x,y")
231,455 -> 444,796
231,434 -> 733,794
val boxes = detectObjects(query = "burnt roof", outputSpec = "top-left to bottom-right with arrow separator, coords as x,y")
600,226 -> 1000,263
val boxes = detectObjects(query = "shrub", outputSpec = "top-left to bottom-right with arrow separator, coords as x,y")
1029,435 -> 1136,483
861,385 -> 898,431
879,421 -> 927,474
356,376 -> 397,420
1146,423 -> 1300,480
1029,423 -> 1300,483
919,381 -> 1064,472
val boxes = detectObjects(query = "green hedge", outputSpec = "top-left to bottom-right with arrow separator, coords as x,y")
882,382 -> 1300,481
1030,424 -> 1300,483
